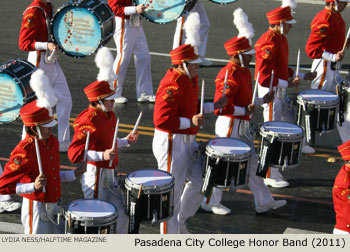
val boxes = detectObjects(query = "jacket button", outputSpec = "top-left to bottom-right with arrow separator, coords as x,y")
54,187 -> 57,191
50,156 -> 53,160
53,176 -> 56,180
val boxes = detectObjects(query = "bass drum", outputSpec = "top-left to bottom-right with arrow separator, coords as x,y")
133,0 -> 197,24
209,0 -> 239,4
0,59 -> 36,124
51,0 -> 115,58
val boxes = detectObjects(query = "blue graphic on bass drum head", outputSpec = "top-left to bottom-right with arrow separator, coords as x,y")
52,7 -> 102,57
0,73 -> 25,123
209,0 -> 239,4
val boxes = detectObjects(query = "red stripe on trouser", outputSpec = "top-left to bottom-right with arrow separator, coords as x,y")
266,167 -> 271,178
163,133 -> 173,234
29,199 -> 33,234
94,167 -> 101,199
114,18 -> 125,89
36,51 -> 41,67
269,101 -> 273,121
317,60 -> 328,90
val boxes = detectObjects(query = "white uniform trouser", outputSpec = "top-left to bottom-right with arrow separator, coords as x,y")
21,198 -> 62,234
27,51 -> 72,144
81,164 -> 128,234
207,117 -> 274,209
172,0 -> 210,57
310,59 -> 350,143
0,164 -> 11,201
152,129 -> 204,234
112,17 -> 153,99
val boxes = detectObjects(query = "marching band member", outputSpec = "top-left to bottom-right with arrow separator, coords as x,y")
19,0 -> 72,152
0,70 -> 86,234
0,164 -> 21,213
173,0 -> 212,66
305,0 -> 350,144
254,0 -> 315,188
152,13 -> 227,234
201,8 -> 287,215
108,0 -> 156,103
333,140 -> 350,234
68,48 -> 139,234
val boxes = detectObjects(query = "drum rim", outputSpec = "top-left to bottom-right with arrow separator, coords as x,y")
124,169 -> 175,193
297,89 -> 340,107
205,137 -> 252,160
259,121 -> 304,140
208,0 -> 240,4
51,0 -> 115,58
65,199 -> 118,225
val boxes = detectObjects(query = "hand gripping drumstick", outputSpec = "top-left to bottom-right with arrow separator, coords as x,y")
47,49 -> 57,62
249,72 -> 260,120
132,111 -> 143,134
109,118 -> 120,168
83,131 -> 91,163
219,69 -> 229,114
34,137 -> 46,193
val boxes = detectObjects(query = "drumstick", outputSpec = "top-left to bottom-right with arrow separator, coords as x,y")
47,49 -> 57,62
219,69 -> 229,113
249,72 -> 260,120
109,118 -> 120,167
341,27 -> 350,53
296,49 -> 300,78
312,59 -> 322,73
34,137 -> 46,193
200,79 -> 205,115
137,184 -> 143,199
83,131 -> 90,163
269,70 -> 274,94
132,111 -> 143,134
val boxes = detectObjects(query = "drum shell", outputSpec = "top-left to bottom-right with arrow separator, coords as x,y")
64,199 -> 118,234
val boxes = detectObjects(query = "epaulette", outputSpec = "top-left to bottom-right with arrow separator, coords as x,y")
324,10 -> 332,21
266,32 -> 275,42
19,137 -> 34,150
171,69 -> 183,83
86,111 -> 98,121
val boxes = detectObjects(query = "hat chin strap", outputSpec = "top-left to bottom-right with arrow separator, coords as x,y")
334,1 -> 339,12
182,62 -> 191,78
238,54 -> 245,67
280,21 -> 284,35
36,126 -> 43,140
98,99 -> 107,112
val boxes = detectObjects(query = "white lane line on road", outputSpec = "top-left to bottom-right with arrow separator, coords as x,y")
107,47 -> 349,74
275,0 -> 323,4
0,221 -> 23,234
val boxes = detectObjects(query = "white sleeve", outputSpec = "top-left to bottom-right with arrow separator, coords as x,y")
179,117 -> 191,129
254,97 -> 264,106
233,106 -> 246,116
34,42 -> 48,51
87,150 -> 104,162
203,102 -> 214,114
124,6 -> 137,16
322,51 -> 336,62
277,78 -> 288,88
117,138 -> 129,148
60,170 -> 76,182
16,183 -> 35,194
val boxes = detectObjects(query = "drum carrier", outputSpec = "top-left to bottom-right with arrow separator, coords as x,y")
201,138 -> 251,197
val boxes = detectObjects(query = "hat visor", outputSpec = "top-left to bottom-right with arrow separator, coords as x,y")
187,57 -> 202,64
41,119 -> 57,128
284,19 -> 296,24
104,92 -> 118,100
242,49 -> 256,55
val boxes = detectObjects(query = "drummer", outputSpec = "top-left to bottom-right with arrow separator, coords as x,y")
152,13 -> 227,234
0,70 -> 86,234
254,0 -> 315,188
201,8 -> 287,215
19,0 -> 72,152
305,0 -> 350,144
108,0 -> 156,103
68,51 -> 139,233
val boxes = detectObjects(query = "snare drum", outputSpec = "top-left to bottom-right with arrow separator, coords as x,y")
125,169 -> 174,223
257,121 -> 303,175
133,0 -> 197,24
0,59 -> 36,123
201,138 -> 251,196
52,0 -> 115,58
296,89 -> 339,143
65,199 -> 118,234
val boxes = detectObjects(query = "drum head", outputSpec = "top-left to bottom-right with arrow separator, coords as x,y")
67,199 -> 116,218
297,89 -> 339,107
206,138 -> 251,159
260,121 -> 303,139
134,0 -> 189,24
52,6 -> 102,57
126,169 -> 173,187
209,0 -> 239,4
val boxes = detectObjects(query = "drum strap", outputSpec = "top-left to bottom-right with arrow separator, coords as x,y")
300,104 -> 316,145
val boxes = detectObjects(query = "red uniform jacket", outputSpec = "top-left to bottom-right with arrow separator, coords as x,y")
153,68 -> 199,135
19,0 -> 53,51
68,106 -> 119,169
214,61 -> 252,121
255,28 -> 294,88
333,163 -> 350,232
0,135 -> 61,203
108,0 -> 132,19
305,8 -> 345,59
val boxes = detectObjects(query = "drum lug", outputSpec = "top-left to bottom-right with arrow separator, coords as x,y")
282,156 -> 289,171
215,158 -> 220,165
151,210 -> 158,224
